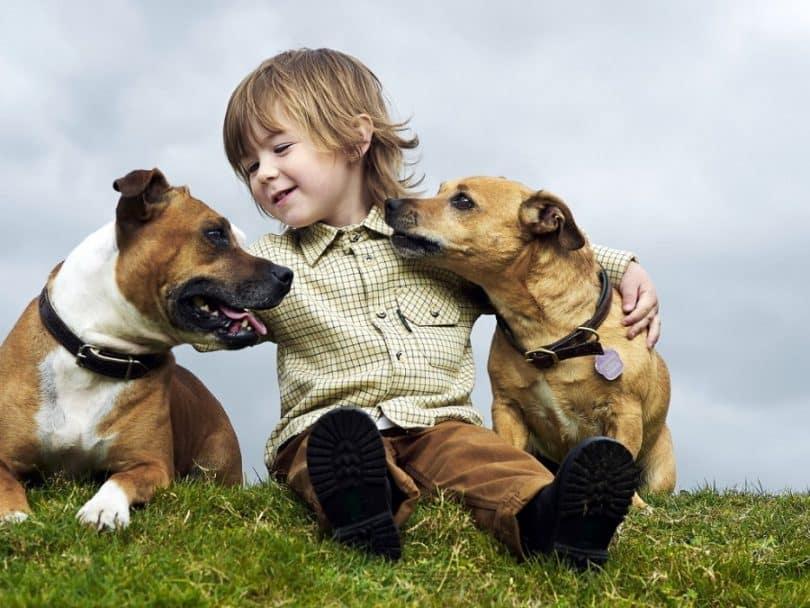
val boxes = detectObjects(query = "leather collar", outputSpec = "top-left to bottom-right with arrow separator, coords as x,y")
38,287 -> 167,380
495,266 -> 612,370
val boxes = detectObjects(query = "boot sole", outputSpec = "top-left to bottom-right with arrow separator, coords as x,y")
551,437 -> 640,569
306,408 -> 401,560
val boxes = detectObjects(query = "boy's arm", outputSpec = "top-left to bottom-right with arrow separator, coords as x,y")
593,245 -> 661,348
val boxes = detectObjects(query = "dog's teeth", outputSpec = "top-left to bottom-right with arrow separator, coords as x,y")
211,310 -> 219,317
241,319 -> 249,329
200,304 -> 211,312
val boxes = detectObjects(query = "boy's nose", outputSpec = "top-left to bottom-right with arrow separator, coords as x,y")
258,162 -> 280,182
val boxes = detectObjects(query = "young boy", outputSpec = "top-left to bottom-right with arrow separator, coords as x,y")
218,48 -> 660,567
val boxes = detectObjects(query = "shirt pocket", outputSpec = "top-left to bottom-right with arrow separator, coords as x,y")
396,286 -> 469,372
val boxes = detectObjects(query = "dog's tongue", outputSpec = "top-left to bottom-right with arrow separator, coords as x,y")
219,304 -> 267,336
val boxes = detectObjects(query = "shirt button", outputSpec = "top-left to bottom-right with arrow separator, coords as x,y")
376,311 -> 387,319
430,310 -> 440,317
350,234 -> 361,242
365,254 -> 373,261
396,351 -> 403,360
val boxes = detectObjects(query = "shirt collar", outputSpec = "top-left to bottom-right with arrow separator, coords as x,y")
296,204 -> 394,266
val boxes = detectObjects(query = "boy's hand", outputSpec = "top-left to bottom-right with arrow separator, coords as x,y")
619,262 -> 660,348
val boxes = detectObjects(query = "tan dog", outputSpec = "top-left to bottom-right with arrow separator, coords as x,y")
385,177 -> 674,503
0,168 -> 292,529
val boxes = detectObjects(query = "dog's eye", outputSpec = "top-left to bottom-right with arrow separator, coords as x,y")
204,228 -> 230,248
450,193 -> 475,210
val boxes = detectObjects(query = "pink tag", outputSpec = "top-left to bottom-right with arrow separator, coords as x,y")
595,348 -> 624,381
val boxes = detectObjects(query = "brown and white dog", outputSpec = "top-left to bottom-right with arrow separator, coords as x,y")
0,168 -> 292,529
385,177 -> 674,504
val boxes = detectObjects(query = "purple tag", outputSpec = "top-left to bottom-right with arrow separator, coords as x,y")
595,348 -> 624,381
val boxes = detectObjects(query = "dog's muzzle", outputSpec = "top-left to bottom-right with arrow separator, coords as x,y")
170,262 -> 292,348
384,198 -> 442,258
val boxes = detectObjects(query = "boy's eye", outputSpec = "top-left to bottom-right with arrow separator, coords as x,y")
274,143 -> 292,154
450,193 -> 475,210
245,161 -> 259,174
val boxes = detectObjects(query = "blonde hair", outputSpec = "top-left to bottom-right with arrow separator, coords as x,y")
224,48 -> 420,212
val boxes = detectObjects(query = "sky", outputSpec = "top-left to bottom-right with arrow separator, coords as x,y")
2,1 -> 808,491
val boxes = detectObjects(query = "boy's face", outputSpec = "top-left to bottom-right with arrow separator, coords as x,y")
241,113 -> 366,228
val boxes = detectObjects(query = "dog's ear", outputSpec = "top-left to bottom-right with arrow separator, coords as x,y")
114,168 -> 172,246
518,190 -> 585,251
114,168 -> 170,211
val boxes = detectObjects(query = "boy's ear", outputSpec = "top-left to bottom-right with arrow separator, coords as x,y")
518,190 -> 586,251
351,113 -> 374,160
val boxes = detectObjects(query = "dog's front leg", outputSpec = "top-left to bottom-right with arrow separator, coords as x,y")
605,404 -> 649,509
0,460 -> 31,523
76,461 -> 171,530
492,398 -> 530,451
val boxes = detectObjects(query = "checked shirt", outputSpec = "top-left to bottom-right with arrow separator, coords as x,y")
229,204 -> 635,467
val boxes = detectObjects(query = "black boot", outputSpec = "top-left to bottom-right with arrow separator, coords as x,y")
518,437 -> 639,569
306,408 -> 401,560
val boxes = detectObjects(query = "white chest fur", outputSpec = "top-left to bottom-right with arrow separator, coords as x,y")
35,348 -> 122,472
524,377 -> 582,444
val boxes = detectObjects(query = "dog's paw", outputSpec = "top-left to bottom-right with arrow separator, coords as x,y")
0,511 -> 30,524
631,492 -> 652,511
76,480 -> 131,531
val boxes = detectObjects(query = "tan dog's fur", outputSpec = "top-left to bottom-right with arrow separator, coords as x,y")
386,177 -> 675,503
0,169 -> 291,527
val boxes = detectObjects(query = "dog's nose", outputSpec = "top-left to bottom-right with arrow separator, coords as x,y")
271,265 -> 293,287
384,199 -> 407,226
385,198 -> 405,215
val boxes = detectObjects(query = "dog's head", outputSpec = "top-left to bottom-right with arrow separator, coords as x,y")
113,168 -> 292,349
384,176 -> 585,281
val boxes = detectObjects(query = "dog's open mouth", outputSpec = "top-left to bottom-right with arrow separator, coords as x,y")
181,294 -> 267,337
390,232 -> 442,257
171,278 -> 286,348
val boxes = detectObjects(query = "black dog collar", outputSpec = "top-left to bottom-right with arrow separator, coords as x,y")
38,287 -> 167,380
495,266 -> 612,370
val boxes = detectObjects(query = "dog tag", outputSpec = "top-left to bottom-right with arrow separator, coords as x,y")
595,348 -> 623,381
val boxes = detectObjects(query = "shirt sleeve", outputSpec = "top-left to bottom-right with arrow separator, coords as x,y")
592,244 -> 637,286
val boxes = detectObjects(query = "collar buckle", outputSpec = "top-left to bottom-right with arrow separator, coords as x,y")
76,344 -> 149,381
524,347 -> 559,365
575,326 -> 600,342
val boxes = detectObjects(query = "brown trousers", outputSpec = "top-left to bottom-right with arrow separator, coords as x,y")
271,420 -> 556,558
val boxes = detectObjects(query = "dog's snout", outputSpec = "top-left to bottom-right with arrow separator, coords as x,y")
384,198 -> 415,230
385,198 -> 405,215
271,265 -> 293,286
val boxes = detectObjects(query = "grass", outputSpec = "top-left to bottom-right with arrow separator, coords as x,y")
0,480 -> 808,607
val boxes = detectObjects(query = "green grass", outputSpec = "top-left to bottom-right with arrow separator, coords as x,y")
1,480 -> 807,607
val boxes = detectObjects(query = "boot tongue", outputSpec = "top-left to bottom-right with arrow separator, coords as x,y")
218,304 -> 268,335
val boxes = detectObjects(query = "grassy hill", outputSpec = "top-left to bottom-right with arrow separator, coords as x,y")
0,480 -> 807,607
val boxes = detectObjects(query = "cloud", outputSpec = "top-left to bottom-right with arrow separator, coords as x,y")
2,1 -> 808,491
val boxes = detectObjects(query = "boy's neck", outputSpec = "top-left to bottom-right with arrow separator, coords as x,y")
323,200 -> 373,227
322,174 -> 373,227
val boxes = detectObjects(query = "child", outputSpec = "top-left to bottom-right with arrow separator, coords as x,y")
219,48 -> 660,567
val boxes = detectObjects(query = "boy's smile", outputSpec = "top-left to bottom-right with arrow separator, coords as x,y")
272,187 -> 297,206
243,114 -> 370,228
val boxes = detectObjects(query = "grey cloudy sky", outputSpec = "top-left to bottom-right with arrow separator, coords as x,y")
2,1 -> 808,491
